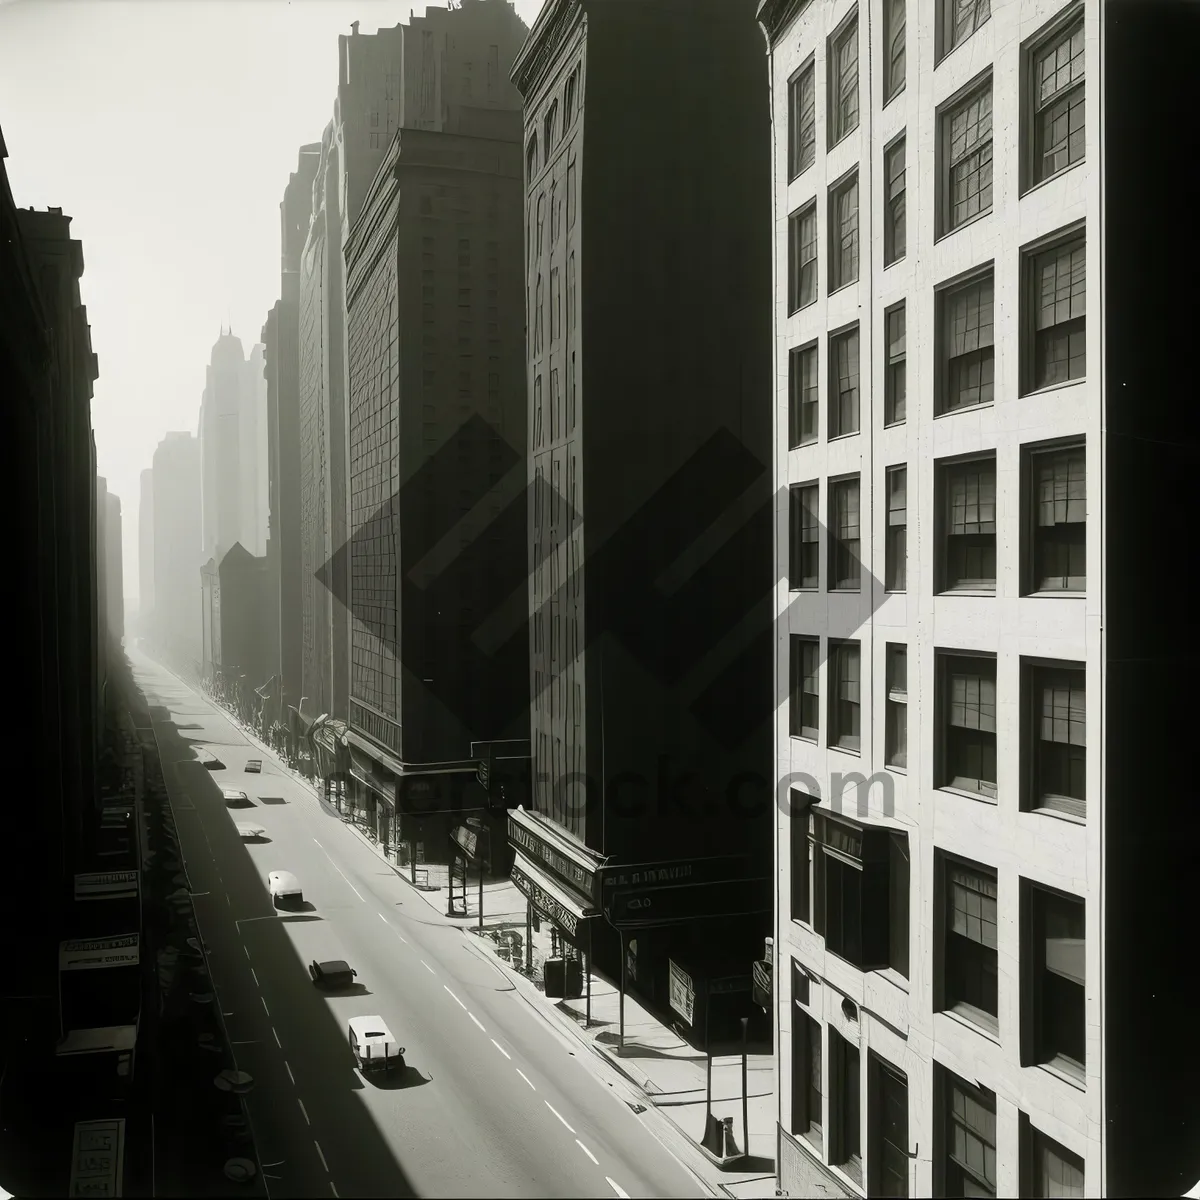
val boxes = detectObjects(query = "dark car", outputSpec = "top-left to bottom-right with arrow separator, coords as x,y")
309,959 -> 357,989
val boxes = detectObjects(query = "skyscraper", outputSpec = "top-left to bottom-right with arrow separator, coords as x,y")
138,467 -> 154,624
152,431 -> 202,673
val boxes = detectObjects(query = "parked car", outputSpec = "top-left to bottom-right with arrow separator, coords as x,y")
268,870 -> 303,909
196,748 -> 224,770
234,822 -> 267,841
309,959 -> 356,989
222,788 -> 251,805
245,760 -> 262,774
348,1016 -> 404,1075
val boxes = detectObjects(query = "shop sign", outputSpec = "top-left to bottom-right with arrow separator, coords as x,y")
452,824 -> 479,862
600,854 -> 749,892
709,974 -> 751,996
74,872 -> 138,901
668,959 -> 695,1025
508,815 -> 597,900
59,935 -> 140,972
68,1117 -> 125,1198
605,876 -> 772,926
510,863 -> 581,939
752,959 -> 773,1010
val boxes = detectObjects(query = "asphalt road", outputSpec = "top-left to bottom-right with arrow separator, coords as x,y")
131,650 -> 712,1200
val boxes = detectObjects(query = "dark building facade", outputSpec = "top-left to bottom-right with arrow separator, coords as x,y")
339,0 -> 531,869
151,431 -> 202,674
138,466 -> 153,629
509,0 -> 774,1034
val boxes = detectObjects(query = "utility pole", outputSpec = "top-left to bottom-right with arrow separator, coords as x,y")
740,1015 -> 750,1160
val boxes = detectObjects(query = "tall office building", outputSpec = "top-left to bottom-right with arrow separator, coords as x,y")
152,431 -> 202,672
759,1 -> 1200,1196
138,467 -> 154,623
507,0 -> 774,1024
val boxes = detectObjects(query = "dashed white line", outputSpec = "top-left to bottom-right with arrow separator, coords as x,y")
272,1027 -> 281,1049
606,1180 -> 629,1199
468,1013 -> 485,1032
421,960 -> 434,974
329,1184 -> 338,1198
443,985 -> 466,1010
313,837 -> 365,901
576,1139 -> 598,1165
261,997 -> 270,1017
378,911 -> 408,943
516,1068 -> 536,1090
244,946 -> 251,960
251,968 -> 259,987
545,1102 -> 575,1134
491,1039 -> 511,1059
298,1099 -> 310,1125
285,1062 -> 295,1085
314,1141 -> 329,1173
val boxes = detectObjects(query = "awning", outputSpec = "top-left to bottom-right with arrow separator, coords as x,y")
510,851 -> 599,943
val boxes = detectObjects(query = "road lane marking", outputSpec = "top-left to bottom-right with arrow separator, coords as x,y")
330,1185 -> 338,1198
421,961 -> 434,974
545,1102 -> 575,1133
231,1040 -> 258,1046
378,912 -> 408,943
298,1099 -> 310,1125
314,1142 -> 329,1173
491,1039 -> 511,1059
244,946 -> 251,959
606,1180 -> 629,1199
261,997 -> 270,1017
516,1069 -> 536,1090
313,838 -> 365,901
468,1013 -> 485,1032
286,1062 -> 295,1085
444,986 -> 467,1011
251,969 -> 259,987
272,1027 -> 281,1048
576,1140 -> 598,1165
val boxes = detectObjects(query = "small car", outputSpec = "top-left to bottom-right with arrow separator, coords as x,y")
309,959 -> 356,989
268,870 -> 303,908
245,760 -> 262,774
196,748 -> 225,770
234,822 -> 267,841
222,788 -> 251,805
348,1015 -> 404,1074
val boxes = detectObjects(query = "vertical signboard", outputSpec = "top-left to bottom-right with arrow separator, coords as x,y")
68,1117 -> 125,1197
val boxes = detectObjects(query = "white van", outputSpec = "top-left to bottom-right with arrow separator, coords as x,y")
348,1015 -> 405,1075
268,870 -> 303,908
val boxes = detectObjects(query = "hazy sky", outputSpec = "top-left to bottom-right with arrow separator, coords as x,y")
0,0 -> 546,604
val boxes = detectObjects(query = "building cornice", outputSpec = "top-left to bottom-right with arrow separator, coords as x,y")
757,0 -> 812,47
511,0 -> 584,99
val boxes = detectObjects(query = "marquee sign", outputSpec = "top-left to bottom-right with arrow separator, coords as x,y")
510,861 -> 583,940
507,814 -> 598,901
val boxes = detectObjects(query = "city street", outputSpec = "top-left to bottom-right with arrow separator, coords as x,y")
130,649 -> 711,1200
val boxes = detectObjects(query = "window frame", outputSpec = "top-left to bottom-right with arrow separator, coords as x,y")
828,639 -> 861,754
788,58 -> 817,181
790,791 -> 815,923
885,643 -> 908,770
938,0 -> 992,64
828,170 -> 860,294
791,1006 -> 823,1149
884,135 -> 907,267
1022,227 -> 1087,395
937,650 -> 998,800
789,482 -> 820,590
869,1052 -> 910,1197
936,851 -> 1001,1035
883,0 -> 906,106
1023,659 -> 1086,819
827,11 -> 860,149
829,475 -> 861,592
1024,441 -> 1086,594
788,201 -> 819,315
936,267 -> 996,415
935,1065 -> 997,1198
788,341 -> 820,449
1023,6 -> 1086,192
790,635 -> 820,742
938,454 -> 998,593
829,324 -> 861,440
938,74 -> 994,238
884,301 -> 906,426
885,464 -> 907,593
1019,1114 -> 1086,1199
829,1027 -> 862,1185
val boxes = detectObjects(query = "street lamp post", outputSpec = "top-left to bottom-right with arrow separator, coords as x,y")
740,1015 -> 750,1159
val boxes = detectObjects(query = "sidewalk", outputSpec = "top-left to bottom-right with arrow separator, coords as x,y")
207,698 -> 784,1197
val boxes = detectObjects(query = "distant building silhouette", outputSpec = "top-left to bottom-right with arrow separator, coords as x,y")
138,466 -> 154,623
152,430 -> 202,672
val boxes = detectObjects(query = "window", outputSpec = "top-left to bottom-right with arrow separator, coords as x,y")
1029,12 -> 1085,186
886,645 -> 907,769
564,70 -> 577,127
829,173 -> 859,292
884,139 -> 906,265
939,654 -> 997,798
830,477 -> 860,590
941,82 -> 993,233
1025,235 -> 1086,391
812,813 -> 910,974
567,160 -> 577,229
829,14 -> 859,147
829,640 -> 860,752
790,790 -> 814,922
941,856 -> 999,1029
550,267 -> 560,341
938,272 -> 994,412
791,1008 -> 823,1149
526,135 -> 538,179
790,484 -> 819,589
536,194 -> 545,257
543,101 -> 557,156
884,0 -> 906,103
790,636 -> 820,740
1023,883 -> 1086,1079
829,1029 -> 861,1184
788,343 -> 819,448
533,375 -> 543,449
942,0 -> 991,60
886,466 -> 906,592
1028,663 -> 1085,817
1029,445 -> 1085,591
788,61 -> 816,179
788,203 -> 818,313
549,181 -> 558,245
534,276 -> 544,354
869,1055 -> 909,1198
1021,1118 -> 1085,1199
885,303 -> 906,425
829,326 -> 860,438
939,1069 -> 997,1197
940,457 -> 996,590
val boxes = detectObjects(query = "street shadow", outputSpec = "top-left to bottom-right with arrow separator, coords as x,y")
225,797 -> 256,809
736,1155 -> 775,1173
257,796 -> 288,805
313,983 -> 373,999
235,833 -> 271,844
595,1031 -> 708,1064
145,699 -> 421,1197
366,1068 -> 431,1092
